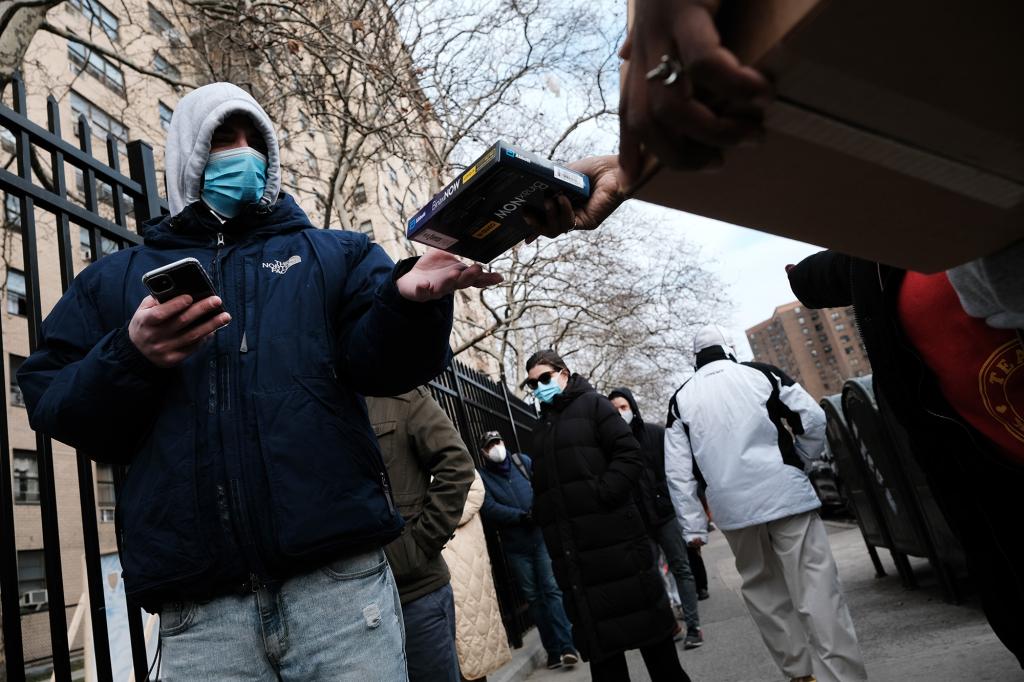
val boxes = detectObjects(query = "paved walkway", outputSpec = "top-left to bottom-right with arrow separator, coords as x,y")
523,520 -> 1022,681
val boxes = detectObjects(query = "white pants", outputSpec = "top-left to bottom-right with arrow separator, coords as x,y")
723,511 -> 867,682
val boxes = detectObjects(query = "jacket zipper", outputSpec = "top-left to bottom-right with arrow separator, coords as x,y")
209,232 -> 225,414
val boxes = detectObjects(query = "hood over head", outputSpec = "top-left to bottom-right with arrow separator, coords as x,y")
607,386 -> 642,423
165,82 -> 281,216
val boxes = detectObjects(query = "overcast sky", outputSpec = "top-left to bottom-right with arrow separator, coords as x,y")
633,202 -> 824,361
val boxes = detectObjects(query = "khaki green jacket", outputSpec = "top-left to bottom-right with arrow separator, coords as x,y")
367,387 -> 475,604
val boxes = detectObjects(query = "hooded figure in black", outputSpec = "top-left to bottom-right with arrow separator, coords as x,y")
608,387 -> 703,646
524,350 -> 689,682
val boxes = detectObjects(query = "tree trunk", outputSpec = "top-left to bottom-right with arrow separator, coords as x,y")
0,1 -> 63,86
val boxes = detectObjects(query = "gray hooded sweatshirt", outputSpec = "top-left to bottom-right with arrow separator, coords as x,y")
165,82 -> 282,216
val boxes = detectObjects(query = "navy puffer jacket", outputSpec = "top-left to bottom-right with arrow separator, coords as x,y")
18,194 -> 454,610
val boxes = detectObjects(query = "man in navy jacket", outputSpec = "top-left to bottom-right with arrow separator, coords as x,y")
18,83 -> 500,680
478,431 -> 578,669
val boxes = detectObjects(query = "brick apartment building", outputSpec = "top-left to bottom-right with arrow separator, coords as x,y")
746,301 -> 871,402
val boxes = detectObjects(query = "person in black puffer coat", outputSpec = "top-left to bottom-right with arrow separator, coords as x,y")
524,350 -> 689,682
608,387 -> 703,648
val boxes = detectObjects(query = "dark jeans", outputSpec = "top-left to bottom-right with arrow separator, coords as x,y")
687,546 -> 708,593
652,520 -> 700,630
589,635 -> 691,682
507,542 -> 575,658
402,583 -> 460,682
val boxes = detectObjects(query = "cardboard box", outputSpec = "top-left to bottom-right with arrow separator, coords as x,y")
407,141 -> 591,262
629,0 -> 1024,272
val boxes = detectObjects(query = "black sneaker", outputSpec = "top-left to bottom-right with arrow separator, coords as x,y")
560,650 -> 579,667
684,628 -> 704,650
546,654 -> 563,669
697,589 -> 710,601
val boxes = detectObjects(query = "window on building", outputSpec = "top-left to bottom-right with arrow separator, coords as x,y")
96,462 -> 115,521
824,345 -> 832,353
17,550 -> 47,613
815,361 -> 822,368
158,101 -> 173,131
9,354 -> 25,406
13,450 -> 39,504
353,182 -> 367,206
797,316 -> 805,324
67,40 -> 125,95
69,0 -> 119,41
831,311 -> 841,320
153,53 -> 180,80
818,334 -> 827,342
844,346 -> 854,354
794,306 -> 801,313
801,328 -> 809,335
840,334 -> 851,343
823,382 -> 830,390
810,349 -> 818,357
4,192 -> 21,229
70,91 -> 128,145
835,323 -> 846,331
814,323 -> 823,331
77,224 -> 117,256
7,269 -> 27,316
147,3 -> 175,37
805,339 -> 813,346
358,220 -> 373,236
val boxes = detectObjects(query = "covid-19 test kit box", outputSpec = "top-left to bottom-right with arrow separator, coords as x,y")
407,142 -> 591,263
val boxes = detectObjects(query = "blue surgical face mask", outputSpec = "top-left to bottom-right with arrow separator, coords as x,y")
534,377 -> 564,404
202,146 -> 267,218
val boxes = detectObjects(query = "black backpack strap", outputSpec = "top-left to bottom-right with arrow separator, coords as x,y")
744,362 -> 805,469
510,451 -> 532,482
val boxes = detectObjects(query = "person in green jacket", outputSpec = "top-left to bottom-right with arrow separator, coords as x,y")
366,388 -> 475,682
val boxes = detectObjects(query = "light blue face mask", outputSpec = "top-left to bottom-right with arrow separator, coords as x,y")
202,146 -> 267,218
534,377 -> 564,404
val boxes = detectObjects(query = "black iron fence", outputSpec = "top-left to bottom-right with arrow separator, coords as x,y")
0,71 -> 537,681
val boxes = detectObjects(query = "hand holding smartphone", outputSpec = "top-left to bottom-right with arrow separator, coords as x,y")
132,258 -> 231,368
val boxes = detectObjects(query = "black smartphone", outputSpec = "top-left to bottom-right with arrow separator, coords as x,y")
142,257 -> 218,303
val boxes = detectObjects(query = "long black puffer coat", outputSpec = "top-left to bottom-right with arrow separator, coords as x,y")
531,374 -> 676,661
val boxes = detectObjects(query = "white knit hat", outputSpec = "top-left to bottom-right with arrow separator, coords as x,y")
692,324 -> 731,354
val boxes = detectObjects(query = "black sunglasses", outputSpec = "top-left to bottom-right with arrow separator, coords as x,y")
524,369 -> 562,390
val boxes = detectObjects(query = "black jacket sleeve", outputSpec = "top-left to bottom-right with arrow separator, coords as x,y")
593,395 -> 644,506
17,273 -> 170,463
335,239 -> 454,396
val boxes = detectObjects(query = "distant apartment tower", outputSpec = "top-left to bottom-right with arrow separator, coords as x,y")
745,301 -> 871,401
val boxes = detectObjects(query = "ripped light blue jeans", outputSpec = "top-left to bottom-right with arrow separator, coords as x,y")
158,548 -> 407,681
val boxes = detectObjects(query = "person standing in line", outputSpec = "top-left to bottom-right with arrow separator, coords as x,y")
17,82 -> 499,681
477,431 -> 579,670
607,387 -> 703,649
525,350 -> 691,682
441,471 -> 512,680
367,388 -> 476,682
665,325 -> 867,682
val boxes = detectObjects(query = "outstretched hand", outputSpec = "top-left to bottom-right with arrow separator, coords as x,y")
396,249 -> 503,303
525,155 -> 625,242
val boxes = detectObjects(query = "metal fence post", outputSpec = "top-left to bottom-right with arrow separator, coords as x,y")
126,140 -> 161,228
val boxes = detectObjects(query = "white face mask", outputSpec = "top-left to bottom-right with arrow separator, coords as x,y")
485,444 -> 507,463
620,409 -> 633,424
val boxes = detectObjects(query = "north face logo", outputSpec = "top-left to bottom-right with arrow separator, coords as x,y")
262,255 -> 301,274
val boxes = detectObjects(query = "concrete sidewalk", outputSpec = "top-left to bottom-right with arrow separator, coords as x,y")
517,520 -> 1021,682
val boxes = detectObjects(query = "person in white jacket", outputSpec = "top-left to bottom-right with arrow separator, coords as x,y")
664,325 -> 867,682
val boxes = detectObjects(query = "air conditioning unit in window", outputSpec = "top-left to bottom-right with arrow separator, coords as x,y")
21,589 -> 47,607
81,247 -> 92,261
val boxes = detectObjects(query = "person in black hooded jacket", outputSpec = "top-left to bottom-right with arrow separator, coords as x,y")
788,250 -> 1024,669
524,350 -> 690,682
608,387 -> 703,648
